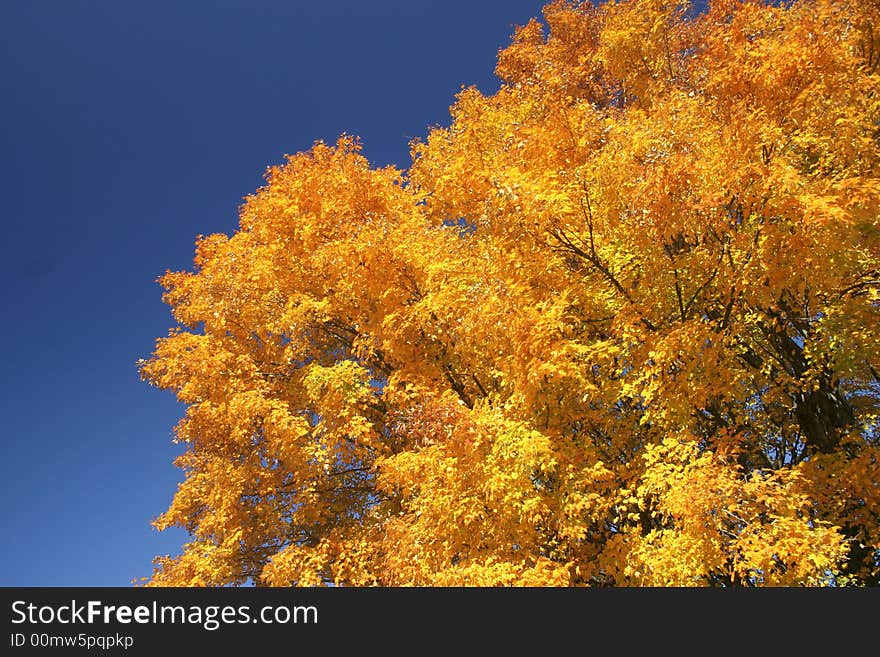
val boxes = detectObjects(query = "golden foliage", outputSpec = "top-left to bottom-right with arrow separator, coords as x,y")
141,0 -> 880,586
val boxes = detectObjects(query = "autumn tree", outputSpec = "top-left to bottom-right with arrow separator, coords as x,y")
140,0 -> 880,586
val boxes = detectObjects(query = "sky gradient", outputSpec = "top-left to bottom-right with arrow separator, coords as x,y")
0,0 -> 549,586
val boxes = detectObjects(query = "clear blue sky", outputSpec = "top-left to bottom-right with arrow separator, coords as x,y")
0,0 -> 549,586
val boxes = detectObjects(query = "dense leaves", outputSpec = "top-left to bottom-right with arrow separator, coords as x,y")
141,0 -> 880,586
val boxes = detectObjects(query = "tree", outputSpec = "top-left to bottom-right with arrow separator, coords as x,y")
140,0 -> 880,586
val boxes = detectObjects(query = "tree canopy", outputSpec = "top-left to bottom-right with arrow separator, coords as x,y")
141,0 -> 880,586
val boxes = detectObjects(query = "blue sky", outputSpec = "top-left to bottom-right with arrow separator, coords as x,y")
0,0 -> 549,586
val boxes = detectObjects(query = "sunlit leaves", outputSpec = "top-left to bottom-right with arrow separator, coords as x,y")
142,0 -> 880,587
